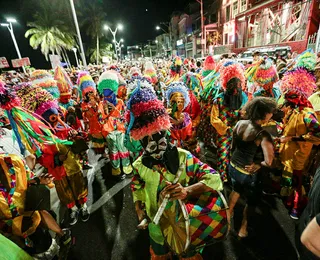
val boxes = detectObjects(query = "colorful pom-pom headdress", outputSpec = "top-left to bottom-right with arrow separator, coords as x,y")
127,76 -> 155,99
126,81 -> 171,140
15,82 -> 59,116
245,57 -> 278,89
294,49 -> 317,72
54,66 -> 73,97
166,81 -> 190,109
202,56 -> 216,77
221,61 -> 246,91
97,70 -> 119,95
77,71 -> 96,99
31,70 -> 60,99
170,56 -> 183,75
280,68 -> 317,108
144,61 -> 158,85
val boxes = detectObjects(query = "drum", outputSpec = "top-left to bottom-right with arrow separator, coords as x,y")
158,190 -> 228,255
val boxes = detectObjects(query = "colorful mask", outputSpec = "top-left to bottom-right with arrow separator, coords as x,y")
141,131 -> 168,160
103,89 -> 117,106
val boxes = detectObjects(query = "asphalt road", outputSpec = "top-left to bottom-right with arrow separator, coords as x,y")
65,153 -> 299,260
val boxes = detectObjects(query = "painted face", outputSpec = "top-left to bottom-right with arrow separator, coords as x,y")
103,89 -> 117,106
60,94 -> 71,104
42,108 -> 60,127
141,131 -> 168,160
170,93 -> 185,113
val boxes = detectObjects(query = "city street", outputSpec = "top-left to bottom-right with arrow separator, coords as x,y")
60,149 -> 300,260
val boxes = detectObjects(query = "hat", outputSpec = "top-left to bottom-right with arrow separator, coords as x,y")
221,60 -> 245,90
144,61 -> 158,84
170,56 -> 183,74
202,56 -> 216,77
54,66 -> 73,97
126,81 -> 171,140
127,76 -> 155,99
294,49 -> 317,71
97,70 -> 119,95
0,81 -> 20,110
181,72 -> 203,93
77,71 -> 96,99
15,82 -> 59,116
280,68 -> 317,99
245,57 -> 278,90
166,81 -> 190,109
31,70 -> 60,99
129,67 -> 142,78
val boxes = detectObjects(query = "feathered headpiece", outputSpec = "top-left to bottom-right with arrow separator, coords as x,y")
166,81 -> 190,109
294,49 -> 317,72
54,66 -> 73,96
31,70 -> 60,99
97,70 -> 119,95
126,81 -> 171,140
221,61 -> 245,90
77,71 -> 96,99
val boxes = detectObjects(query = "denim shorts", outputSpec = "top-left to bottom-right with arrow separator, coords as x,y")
228,163 -> 259,205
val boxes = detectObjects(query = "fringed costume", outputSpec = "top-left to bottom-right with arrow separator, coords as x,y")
210,61 -> 247,181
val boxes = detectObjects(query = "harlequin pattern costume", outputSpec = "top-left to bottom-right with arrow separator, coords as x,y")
127,83 -> 228,259
98,71 -> 132,176
210,61 -> 248,181
279,63 -> 320,217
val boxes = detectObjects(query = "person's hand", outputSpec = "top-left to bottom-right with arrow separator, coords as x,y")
277,136 -> 292,143
38,173 -> 54,185
69,129 -> 78,137
244,163 -> 261,174
160,181 -> 188,201
136,208 -> 148,230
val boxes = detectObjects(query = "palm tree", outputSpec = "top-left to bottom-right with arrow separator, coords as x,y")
77,0 -> 107,65
87,41 -> 113,64
24,0 -> 75,61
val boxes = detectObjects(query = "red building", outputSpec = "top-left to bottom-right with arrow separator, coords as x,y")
234,0 -> 320,54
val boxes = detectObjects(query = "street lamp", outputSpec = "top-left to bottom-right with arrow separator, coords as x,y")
1,18 -> 26,74
104,24 -> 124,59
72,47 -> 80,67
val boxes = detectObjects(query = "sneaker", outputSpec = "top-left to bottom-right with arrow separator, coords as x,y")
290,209 -> 300,220
58,229 -> 72,260
69,209 -> 79,226
80,207 -> 90,222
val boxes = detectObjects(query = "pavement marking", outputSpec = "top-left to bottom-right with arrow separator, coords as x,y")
88,178 -> 131,214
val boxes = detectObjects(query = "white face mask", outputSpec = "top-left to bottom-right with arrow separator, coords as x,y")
145,135 -> 167,160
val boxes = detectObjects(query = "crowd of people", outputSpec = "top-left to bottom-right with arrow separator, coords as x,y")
0,49 -> 320,259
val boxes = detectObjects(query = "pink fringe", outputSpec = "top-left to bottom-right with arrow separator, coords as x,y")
221,63 -> 246,90
131,100 -> 164,118
131,115 -> 171,140
35,100 -> 59,116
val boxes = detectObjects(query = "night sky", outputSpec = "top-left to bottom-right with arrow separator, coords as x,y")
0,0 -> 191,69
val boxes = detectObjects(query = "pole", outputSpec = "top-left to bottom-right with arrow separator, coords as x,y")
69,0 -> 87,68
7,23 -> 26,74
73,50 -> 79,67
196,0 -> 204,57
